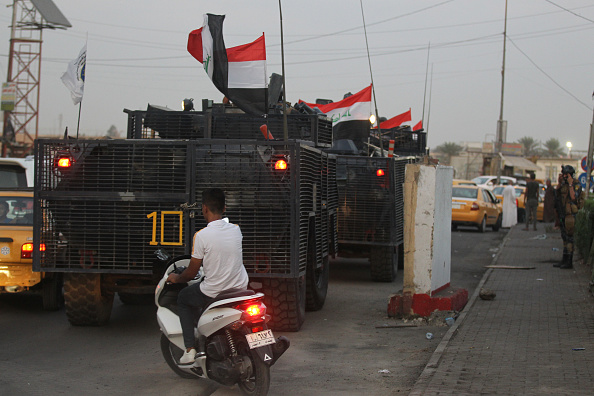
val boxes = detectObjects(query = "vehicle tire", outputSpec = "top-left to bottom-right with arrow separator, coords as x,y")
451,224 -> 458,231
258,277 -> 305,332
63,273 -> 114,326
491,215 -> 502,232
42,273 -> 63,311
118,292 -> 154,305
477,217 -> 486,233
237,341 -> 271,396
305,231 -> 329,311
397,244 -> 404,270
160,333 -> 197,379
370,246 -> 398,282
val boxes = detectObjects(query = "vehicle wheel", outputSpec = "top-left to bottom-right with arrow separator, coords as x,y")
237,341 -> 271,396
397,244 -> 404,270
63,273 -> 114,326
451,224 -> 458,231
258,277 -> 306,332
518,209 -> 525,223
477,217 -> 486,233
305,231 -> 329,311
118,292 -> 154,305
370,246 -> 398,282
160,333 -> 197,379
42,273 -> 63,311
491,215 -> 502,232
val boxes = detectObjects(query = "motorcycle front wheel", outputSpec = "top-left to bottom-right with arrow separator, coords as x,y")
237,342 -> 270,396
160,333 -> 197,379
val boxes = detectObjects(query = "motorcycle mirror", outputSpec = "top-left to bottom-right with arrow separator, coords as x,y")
154,249 -> 171,262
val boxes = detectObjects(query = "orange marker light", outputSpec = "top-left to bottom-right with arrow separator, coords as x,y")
376,169 -> 385,177
57,157 -> 72,168
275,159 -> 288,170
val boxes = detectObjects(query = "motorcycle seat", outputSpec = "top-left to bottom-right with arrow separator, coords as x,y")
211,289 -> 256,305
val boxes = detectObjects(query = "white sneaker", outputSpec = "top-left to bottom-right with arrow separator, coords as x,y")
180,348 -> 196,364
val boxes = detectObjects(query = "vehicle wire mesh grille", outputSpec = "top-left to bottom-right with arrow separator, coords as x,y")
125,109 -> 333,148
34,139 -> 336,278
383,130 -> 427,155
336,156 -> 413,246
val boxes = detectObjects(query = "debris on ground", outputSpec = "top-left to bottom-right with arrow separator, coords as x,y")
479,288 -> 496,300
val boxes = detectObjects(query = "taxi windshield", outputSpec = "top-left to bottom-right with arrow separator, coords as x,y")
452,187 -> 478,199
0,196 -> 34,226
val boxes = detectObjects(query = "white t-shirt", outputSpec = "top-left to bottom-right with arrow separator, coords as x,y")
192,218 -> 249,298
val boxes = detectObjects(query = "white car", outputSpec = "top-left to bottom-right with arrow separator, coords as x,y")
471,175 -> 517,191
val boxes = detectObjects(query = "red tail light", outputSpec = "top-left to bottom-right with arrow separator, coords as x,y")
21,243 -> 45,259
471,202 -> 479,211
376,169 -> 385,177
238,301 -> 267,322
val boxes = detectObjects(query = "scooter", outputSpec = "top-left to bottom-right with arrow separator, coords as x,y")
155,251 -> 290,396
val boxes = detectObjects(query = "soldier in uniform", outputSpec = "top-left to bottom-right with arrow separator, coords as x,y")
554,165 -> 585,269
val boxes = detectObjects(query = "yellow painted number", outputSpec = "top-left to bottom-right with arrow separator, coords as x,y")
147,211 -> 183,246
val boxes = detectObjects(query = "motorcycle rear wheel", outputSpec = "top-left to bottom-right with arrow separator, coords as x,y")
160,333 -> 197,379
237,343 -> 270,396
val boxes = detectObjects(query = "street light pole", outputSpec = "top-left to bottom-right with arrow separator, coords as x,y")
496,0 -> 508,184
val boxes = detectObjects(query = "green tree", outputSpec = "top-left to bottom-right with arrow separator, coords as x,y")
435,142 -> 463,165
542,138 -> 565,157
106,125 -> 120,139
517,136 -> 540,156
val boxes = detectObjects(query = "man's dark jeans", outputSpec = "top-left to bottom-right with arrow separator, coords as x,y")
177,283 -> 213,349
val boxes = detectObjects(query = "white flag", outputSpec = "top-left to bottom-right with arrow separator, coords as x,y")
61,45 -> 86,105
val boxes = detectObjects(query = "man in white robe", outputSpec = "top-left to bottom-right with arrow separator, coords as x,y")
502,184 -> 517,228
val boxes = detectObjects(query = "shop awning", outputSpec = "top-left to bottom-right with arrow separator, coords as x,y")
502,155 -> 541,171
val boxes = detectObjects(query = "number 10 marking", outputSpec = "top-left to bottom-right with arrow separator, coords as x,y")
147,211 -> 183,246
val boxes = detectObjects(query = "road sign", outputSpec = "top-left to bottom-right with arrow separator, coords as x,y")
581,156 -> 594,172
578,172 -> 594,189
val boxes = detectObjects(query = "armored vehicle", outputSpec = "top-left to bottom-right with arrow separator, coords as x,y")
33,103 -> 337,331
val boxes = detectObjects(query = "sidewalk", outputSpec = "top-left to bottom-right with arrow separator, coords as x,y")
410,224 -> 594,395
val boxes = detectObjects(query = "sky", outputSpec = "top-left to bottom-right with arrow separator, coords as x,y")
1,0 -> 593,152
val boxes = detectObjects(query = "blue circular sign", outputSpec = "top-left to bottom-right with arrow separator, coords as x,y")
578,172 -> 594,189
581,156 -> 594,172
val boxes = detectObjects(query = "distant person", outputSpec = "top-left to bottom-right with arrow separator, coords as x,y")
524,173 -> 539,231
0,201 -> 12,224
502,184 -> 517,228
543,178 -> 556,223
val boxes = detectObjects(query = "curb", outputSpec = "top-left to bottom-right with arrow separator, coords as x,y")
408,226 -> 513,395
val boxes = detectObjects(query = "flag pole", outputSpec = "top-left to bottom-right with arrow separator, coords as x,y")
76,101 -> 82,139
359,0 -> 383,156
278,0 -> 288,141
421,42 -> 430,128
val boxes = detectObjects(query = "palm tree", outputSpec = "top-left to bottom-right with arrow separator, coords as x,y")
517,136 -> 539,156
542,138 -> 565,158
435,142 -> 463,165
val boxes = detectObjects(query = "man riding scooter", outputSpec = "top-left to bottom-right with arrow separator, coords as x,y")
167,188 -> 249,364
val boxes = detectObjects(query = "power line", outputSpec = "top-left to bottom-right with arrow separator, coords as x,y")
507,37 -> 592,110
544,0 -> 594,24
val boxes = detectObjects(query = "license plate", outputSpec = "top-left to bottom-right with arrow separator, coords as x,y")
452,203 -> 462,209
245,329 -> 276,349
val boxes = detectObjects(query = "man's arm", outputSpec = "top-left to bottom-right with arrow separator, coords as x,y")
167,257 -> 203,284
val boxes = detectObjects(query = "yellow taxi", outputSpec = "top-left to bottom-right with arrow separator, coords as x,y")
451,185 -> 502,232
453,179 -> 477,186
492,185 -> 543,222
0,190 -> 62,310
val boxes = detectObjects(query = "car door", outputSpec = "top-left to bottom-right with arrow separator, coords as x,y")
482,189 -> 497,224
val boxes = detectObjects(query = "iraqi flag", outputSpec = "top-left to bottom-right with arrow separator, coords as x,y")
413,120 -> 423,131
299,85 -> 372,141
188,14 -> 267,115
375,108 -> 411,129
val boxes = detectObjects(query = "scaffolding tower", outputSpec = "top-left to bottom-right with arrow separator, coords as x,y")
1,0 -> 70,157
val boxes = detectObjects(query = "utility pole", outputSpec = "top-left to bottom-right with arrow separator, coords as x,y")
496,0 -> 508,183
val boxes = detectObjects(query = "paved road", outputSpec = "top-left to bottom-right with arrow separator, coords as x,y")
0,228 -> 505,395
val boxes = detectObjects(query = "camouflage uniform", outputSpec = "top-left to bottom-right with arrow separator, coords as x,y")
555,179 -> 585,269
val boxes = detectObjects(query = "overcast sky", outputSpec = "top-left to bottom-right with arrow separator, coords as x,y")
1,0 -> 592,152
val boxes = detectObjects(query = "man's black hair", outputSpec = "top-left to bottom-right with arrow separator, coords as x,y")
202,188 -> 225,214
529,173 -> 536,180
